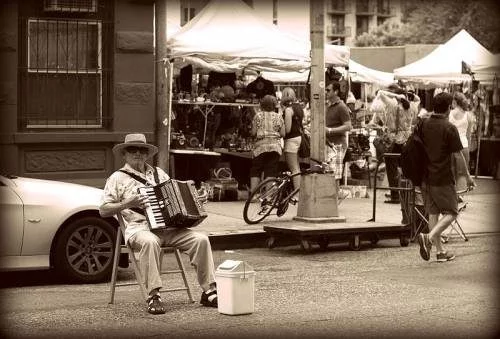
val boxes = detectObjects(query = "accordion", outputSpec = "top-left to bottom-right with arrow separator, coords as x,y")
137,179 -> 207,230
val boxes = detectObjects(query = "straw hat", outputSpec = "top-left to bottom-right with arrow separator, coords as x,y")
112,133 -> 158,157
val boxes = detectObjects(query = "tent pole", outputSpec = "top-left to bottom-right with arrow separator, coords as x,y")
474,91 -> 482,178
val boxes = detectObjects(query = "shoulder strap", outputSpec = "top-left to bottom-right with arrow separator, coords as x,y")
118,167 -> 160,186
153,167 -> 160,185
118,169 -> 150,186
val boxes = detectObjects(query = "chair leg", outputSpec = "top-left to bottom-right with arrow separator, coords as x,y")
451,220 -> 469,241
109,228 -> 122,304
411,207 -> 428,241
174,249 -> 195,303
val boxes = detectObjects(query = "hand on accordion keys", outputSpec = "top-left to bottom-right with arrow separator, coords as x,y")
197,187 -> 209,205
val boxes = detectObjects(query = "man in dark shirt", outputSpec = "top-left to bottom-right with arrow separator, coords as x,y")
325,82 -> 352,182
325,81 -> 352,151
417,92 -> 475,262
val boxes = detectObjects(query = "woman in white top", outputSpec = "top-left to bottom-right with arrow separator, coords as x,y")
449,92 -> 472,190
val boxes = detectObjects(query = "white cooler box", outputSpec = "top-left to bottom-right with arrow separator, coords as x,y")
215,260 -> 255,315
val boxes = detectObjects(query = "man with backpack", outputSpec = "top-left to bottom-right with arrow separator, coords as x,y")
417,93 -> 475,262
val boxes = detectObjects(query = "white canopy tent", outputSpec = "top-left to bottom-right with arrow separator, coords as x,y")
471,53 -> 500,80
343,59 -> 394,86
260,59 -> 394,87
165,0 -> 349,73
394,30 -> 494,86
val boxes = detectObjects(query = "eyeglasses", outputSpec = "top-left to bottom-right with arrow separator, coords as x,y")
125,146 -> 149,154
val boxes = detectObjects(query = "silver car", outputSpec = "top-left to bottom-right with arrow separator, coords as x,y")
0,174 -> 119,283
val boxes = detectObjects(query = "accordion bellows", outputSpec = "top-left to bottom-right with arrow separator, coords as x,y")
138,179 -> 207,230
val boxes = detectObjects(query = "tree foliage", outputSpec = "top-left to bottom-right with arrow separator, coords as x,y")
354,0 -> 500,52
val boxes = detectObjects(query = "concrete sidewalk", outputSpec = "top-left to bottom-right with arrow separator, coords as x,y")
198,177 -> 500,249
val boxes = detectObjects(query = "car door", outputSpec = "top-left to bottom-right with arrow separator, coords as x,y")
0,179 -> 24,256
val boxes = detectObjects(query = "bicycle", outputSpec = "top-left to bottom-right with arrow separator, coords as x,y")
242,159 -> 334,224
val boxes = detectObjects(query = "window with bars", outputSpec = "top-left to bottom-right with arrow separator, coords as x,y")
19,0 -> 112,129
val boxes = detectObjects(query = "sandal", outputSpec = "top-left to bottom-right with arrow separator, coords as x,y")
147,294 -> 166,315
200,290 -> 218,307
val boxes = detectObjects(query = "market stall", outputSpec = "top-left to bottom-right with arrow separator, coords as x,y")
163,0 -> 350,192
394,29 -> 499,178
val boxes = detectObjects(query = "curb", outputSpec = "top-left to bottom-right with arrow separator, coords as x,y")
207,229 -> 500,250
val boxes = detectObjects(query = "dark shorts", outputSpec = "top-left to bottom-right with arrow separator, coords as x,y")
250,151 -> 280,178
421,182 -> 458,216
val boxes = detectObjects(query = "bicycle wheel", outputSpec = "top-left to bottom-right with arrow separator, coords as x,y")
243,178 -> 283,224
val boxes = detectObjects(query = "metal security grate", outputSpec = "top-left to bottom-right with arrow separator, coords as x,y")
23,18 -> 103,128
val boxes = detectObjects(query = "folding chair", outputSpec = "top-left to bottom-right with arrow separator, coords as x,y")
411,187 -> 469,243
109,213 -> 194,304
441,197 -> 469,243
410,187 -> 429,241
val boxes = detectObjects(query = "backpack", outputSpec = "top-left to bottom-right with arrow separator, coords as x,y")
400,119 -> 428,186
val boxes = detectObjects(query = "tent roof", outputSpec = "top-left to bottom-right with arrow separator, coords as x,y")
166,0 -> 349,73
260,59 -> 394,86
394,30 -> 493,85
471,53 -> 500,75
346,59 -> 394,86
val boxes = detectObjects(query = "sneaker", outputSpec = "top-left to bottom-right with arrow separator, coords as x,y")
200,289 -> 218,307
436,251 -> 455,262
417,233 -> 432,261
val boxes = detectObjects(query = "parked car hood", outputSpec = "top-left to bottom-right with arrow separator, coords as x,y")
9,176 -> 103,209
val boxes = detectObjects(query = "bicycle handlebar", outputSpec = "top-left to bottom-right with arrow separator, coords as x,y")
303,158 -> 333,175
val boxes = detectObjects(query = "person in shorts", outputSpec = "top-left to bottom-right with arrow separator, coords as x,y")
281,87 -> 304,190
249,95 -> 285,193
417,93 -> 475,262
325,81 -> 352,180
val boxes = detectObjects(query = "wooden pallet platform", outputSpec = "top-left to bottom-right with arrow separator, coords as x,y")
262,221 -> 411,252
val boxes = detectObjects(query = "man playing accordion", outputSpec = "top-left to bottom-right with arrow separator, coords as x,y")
99,133 -> 218,314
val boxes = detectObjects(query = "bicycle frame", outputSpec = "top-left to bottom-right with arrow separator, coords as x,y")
242,159 -> 333,224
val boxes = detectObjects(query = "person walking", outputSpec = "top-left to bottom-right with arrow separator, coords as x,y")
417,93 -> 475,262
281,87 -> 304,190
249,95 -> 285,194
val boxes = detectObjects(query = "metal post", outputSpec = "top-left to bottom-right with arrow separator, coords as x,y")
295,0 -> 345,223
155,0 -> 170,170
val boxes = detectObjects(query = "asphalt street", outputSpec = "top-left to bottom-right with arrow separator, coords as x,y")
1,234 -> 499,339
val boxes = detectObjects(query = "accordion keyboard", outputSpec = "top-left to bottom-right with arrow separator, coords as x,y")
140,186 -> 167,229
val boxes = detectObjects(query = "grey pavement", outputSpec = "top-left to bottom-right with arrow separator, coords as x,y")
0,177 -> 499,339
1,235 -> 499,338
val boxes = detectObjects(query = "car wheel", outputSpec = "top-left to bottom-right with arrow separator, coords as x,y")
54,216 -> 116,283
